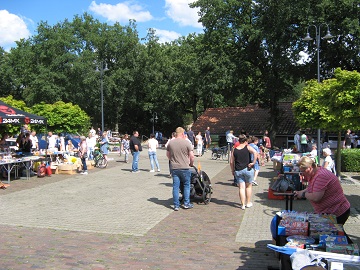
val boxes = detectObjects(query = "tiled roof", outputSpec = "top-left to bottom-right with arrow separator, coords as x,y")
191,102 -> 299,136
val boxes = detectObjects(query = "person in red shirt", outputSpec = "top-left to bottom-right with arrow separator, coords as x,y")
294,156 -> 350,225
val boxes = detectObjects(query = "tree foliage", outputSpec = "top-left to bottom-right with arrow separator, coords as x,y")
293,68 -> 360,131
0,2 -> 359,137
31,101 -> 90,134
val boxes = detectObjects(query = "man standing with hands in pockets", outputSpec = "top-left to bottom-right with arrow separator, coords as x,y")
167,127 -> 195,211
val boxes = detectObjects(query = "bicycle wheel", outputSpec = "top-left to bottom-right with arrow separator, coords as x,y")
211,152 -> 218,160
97,157 -> 108,168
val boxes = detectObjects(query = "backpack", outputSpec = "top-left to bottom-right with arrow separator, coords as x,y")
37,164 -> 46,178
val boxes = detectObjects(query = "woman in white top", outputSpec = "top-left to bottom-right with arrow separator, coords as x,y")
322,148 -> 336,175
195,132 -> 203,157
86,133 -> 97,160
148,134 -> 160,172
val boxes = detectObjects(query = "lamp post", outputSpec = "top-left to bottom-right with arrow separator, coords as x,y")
96,61 -> 109,133
152,112 -> 158,135
303,24 -> 333,160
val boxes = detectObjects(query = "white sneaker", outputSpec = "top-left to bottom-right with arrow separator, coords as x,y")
81,171 -> 88,175
157,169 -> 161,172
246,202 -> 253,208
241,205 -> 246,210
150,170 -> 155,172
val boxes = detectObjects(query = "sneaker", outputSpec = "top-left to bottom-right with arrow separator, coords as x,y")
183,204 -> 194,209
131,170 -> 140,173
150,170 -> 155,172
81,171 -> 88,175
246,202 -> 253,208
174,207 -> 179,211
157,169 -> 161,172
252,181 -> 259,186
241,205 -> 246,210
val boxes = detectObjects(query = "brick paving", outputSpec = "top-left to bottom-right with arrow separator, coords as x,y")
0,149 -> 359,270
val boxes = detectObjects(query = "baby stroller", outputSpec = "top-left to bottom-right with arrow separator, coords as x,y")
180,166 -> 213,204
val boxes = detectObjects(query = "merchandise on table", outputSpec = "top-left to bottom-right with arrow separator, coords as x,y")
326,243 -> 359,256
319,235 -> 348,247
278,220 -> 309,236
309,223 -> 345,239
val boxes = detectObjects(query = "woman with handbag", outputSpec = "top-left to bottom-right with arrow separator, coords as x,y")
79,136 -> 88,175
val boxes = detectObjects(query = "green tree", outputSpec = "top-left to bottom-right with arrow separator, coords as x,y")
31,101 -> 90,134
293,68 -> 360,174
191,0 -> 360,140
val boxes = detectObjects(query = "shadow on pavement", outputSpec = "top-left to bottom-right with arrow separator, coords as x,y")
234,240 -> 279,270
148,197 -> 173,209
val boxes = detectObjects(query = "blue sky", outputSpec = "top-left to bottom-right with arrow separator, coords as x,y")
0,0 -> 204,51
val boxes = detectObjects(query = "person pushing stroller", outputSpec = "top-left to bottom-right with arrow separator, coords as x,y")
166,127 -> 195,211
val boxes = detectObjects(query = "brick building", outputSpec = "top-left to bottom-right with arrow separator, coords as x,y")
191,102 -> 304,148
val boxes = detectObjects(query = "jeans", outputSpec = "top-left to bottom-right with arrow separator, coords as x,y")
234,167 -> 254,183
172,169 -> 191,208
81,157 -> 87,171
88,146 -> 94,160
124,149 -> 129,162
148,151 -> 160,171
132,151 -> 140,172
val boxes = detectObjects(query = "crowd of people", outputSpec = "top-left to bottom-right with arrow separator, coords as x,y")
0,123 -> 355,219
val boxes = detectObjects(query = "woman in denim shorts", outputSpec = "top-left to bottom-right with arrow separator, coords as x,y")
230,134 -> 259,210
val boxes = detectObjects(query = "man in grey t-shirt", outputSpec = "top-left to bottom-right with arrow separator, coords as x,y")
166,127 -> 195,211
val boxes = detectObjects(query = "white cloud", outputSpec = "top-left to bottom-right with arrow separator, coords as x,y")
164,0 -> 202,28
153,28 -> 181,44
0,10 -> 31,50
89,1 -> 153,23
298,51 -> 310,64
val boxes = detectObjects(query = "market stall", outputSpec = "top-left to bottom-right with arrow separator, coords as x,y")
0,101 -> 47,183
269,151 -> 305,199
268,211 -> 360,270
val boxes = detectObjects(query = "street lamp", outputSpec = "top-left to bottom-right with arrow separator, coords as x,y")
96,61 -> 109,133
303,23 -> 333,160
152,112 -> 158,135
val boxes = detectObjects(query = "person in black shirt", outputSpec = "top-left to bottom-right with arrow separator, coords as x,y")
230,134 -> 258,210
129,131 -> 142,173
22,132 -> 32,154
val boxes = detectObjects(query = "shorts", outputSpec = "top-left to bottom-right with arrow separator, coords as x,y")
234,167 -> 254,183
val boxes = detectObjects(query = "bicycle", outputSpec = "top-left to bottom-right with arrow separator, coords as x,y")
211,146 -> 229,161
93,150 -> 108,168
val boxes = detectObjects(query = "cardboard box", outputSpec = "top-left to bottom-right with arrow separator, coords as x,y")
278,220 -> 308,236
86,160 -> 93,170
326,243 -> 359,256
50,166 -> 58,175
58,163 -> 78,175
319,235 -> 348,247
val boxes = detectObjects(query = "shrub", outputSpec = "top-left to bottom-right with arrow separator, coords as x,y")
341,149 -> 360,172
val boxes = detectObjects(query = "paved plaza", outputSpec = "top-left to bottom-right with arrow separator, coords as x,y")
0,149 -> 359,269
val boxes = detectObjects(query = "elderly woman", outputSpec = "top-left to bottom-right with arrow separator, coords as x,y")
294,156 -> 350,224
322,148 -> 336,174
